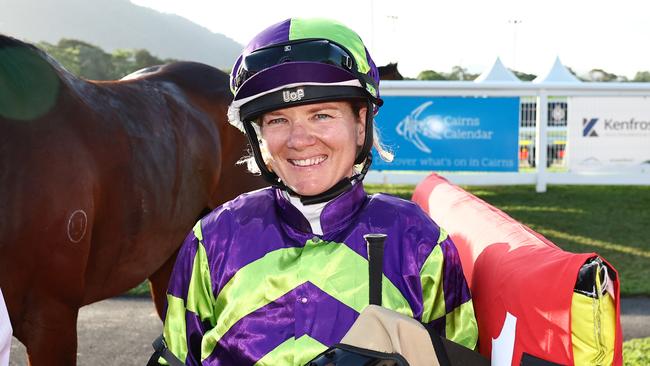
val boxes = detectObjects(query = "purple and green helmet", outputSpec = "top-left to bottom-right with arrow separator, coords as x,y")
227,18 -> 383,199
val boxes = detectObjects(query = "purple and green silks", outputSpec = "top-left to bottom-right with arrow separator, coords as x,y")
163,183 -> 477,365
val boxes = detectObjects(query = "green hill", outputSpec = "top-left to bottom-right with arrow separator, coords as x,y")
0,0 -> 242,69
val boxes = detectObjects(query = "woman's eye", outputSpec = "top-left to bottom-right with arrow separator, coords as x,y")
264,118 -> 286,126
314,113 -> 332,120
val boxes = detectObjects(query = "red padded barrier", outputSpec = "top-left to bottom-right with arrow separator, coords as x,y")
412,173 -> 622,366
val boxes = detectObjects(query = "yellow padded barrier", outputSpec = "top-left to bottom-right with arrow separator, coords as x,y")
571,266 -> 616,366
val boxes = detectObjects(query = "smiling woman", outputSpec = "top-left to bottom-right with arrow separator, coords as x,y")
152,18 -> 479,366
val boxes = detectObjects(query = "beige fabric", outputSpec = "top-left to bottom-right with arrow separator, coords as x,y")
341,305 -> 439,366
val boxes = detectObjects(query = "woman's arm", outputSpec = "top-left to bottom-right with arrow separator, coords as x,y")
420,228 -> 478,350
163,221 -> 217,365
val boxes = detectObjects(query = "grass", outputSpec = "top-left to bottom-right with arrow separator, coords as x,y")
125,280 -> 150,296
623,337 -> 650,365
366,184 -> 650,296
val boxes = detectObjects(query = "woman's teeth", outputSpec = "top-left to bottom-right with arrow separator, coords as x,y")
290,156 -> 326,167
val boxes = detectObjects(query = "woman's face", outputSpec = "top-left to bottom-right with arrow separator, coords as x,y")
260,101 -> 366,196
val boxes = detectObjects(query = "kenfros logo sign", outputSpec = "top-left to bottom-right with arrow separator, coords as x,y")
603,118 -> 650,131
583,116 -> 650,138
396,101 -> 494,153
583,118 -> 599,137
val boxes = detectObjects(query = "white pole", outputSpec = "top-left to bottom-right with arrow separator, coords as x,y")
536,90 -> 548,192
370,0 -> 375,52
509,19 -> 521,70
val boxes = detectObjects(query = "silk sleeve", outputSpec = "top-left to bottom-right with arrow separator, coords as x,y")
420,228 -> 478,350
163,221 -> 217,365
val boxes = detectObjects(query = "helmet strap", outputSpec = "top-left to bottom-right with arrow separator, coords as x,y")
355,99 -> 375,165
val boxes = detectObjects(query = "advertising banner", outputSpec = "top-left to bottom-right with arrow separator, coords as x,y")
568,97 -> 650,172
373,96 -> 519,171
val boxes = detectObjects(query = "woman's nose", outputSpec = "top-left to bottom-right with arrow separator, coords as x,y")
286,122 -> 316,149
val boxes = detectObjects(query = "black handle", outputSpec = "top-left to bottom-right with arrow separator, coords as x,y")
364,233 -> 386,306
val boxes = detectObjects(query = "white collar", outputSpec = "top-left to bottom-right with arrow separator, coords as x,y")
283,191 -> 329,235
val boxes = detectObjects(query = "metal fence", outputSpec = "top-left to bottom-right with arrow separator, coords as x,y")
519,98 -> 567,169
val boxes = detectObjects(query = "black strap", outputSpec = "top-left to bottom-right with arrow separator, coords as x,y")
146,335 -> 185,366
520,353 -> 565,366
364,234 -> 386,306
423,323 -> 452,366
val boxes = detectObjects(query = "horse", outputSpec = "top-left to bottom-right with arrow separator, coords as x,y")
378,62 -> 404,80
0,35 -> 266,365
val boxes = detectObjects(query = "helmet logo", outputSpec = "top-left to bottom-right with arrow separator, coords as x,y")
282,88 -> 305,102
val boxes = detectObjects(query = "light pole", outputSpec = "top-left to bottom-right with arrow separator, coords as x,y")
508,19 -> 522,71
370,0 -> 375,52
386,15 -> 398,62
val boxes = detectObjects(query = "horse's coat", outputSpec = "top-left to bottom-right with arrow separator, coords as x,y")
378,63 -> 404,80
0,35 -> 266,365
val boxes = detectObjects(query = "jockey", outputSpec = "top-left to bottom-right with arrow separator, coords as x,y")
158,17 -> 478,365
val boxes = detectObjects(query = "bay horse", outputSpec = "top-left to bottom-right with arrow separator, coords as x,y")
0,35 -> 266,365
378,62 -> 404,80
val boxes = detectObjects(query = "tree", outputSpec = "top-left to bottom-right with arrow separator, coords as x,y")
111,49 -> 136,79
37,41 -> 82,76
133,49 -> 164,71
417,70 -> 446,80
633,71 -> 650,82
446,66 -> 478,81
38,39 -> 113,80
36,39 -> 176,80
585,68 -> 625,82
58,39 -> 113,80
511,69 -> 536,81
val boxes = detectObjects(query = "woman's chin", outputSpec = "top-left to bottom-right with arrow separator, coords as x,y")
288,181 -> 334,197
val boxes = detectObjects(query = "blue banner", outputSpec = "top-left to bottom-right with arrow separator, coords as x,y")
373,96 -> 520,172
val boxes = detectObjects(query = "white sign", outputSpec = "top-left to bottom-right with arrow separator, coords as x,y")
568,97 -> 650,172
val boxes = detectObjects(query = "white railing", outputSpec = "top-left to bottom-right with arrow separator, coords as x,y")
367,81 -> 650,191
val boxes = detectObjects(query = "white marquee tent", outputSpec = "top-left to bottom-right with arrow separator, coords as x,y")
474,57 -> 521,83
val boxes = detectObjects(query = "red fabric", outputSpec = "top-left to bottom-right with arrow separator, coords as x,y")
412,173 -> 623,366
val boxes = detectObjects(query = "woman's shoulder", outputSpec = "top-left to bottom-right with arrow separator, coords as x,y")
365,191 -> 442,228
366,192 -> 426,214
202,186 -> 275,224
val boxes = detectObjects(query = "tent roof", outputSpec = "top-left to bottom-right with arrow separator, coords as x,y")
474,57 -> 521,83
533,56 -> 581,83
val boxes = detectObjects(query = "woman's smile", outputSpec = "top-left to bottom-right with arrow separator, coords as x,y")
288,155 -> 327,167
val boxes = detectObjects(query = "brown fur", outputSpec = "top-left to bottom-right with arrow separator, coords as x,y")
0,35 -> 266,365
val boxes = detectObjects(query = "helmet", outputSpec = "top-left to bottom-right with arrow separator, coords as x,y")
228,18 -> 383,203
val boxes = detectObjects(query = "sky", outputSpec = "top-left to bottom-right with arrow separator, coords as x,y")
130,0 -> 650,79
